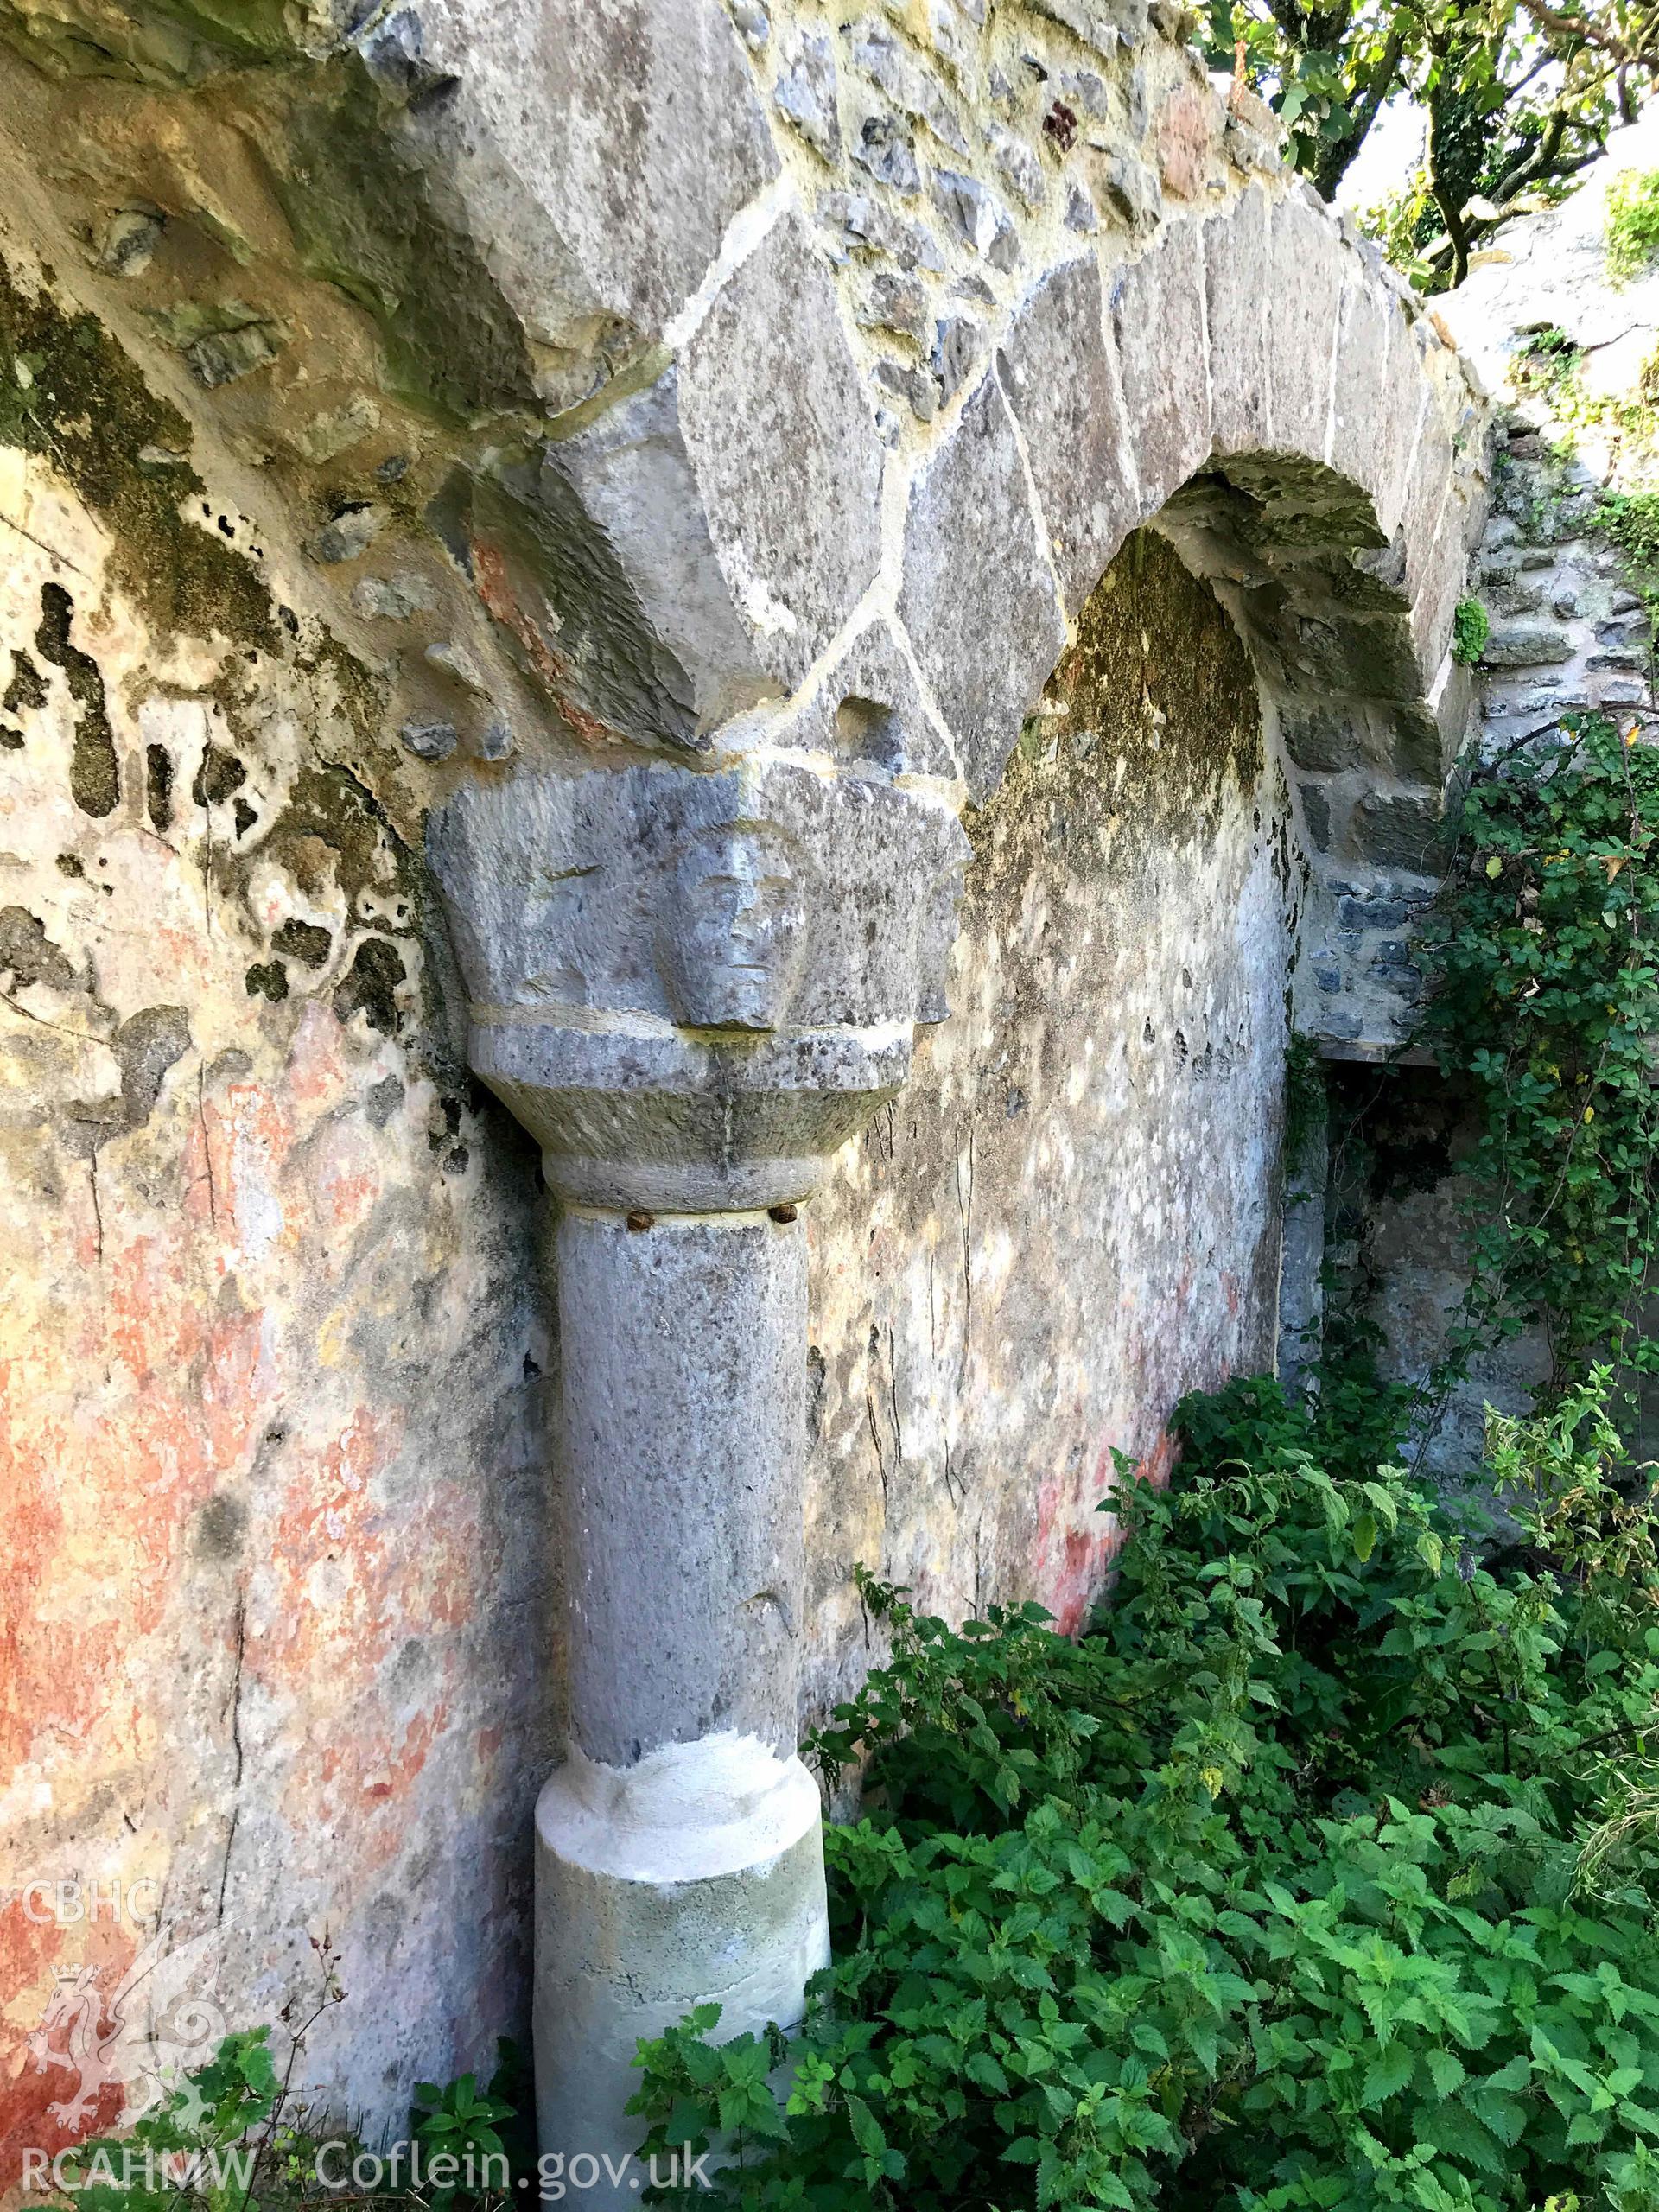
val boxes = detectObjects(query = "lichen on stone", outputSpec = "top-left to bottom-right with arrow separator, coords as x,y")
0,253 -> 276,647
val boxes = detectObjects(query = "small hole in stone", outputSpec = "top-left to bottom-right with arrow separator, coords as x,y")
834,694 -> 902,768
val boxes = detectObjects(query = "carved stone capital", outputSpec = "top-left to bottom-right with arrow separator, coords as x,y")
429,760 -> 969,1209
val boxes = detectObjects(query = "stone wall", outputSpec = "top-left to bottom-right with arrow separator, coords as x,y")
0,232 -> 556,2166
0,0 -> 1481,2158
803,529 -> 1292,1719
1313,117 -> 1659,1475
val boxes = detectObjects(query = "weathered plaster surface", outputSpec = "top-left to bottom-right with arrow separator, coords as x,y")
803,532 -> 1291,1707
0,246 -> 552,2169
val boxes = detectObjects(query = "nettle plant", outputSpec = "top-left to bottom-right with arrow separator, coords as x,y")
1420,711 -> 1659,1391
630,1376 -> 1659,2210
626,714 -> 1659,2209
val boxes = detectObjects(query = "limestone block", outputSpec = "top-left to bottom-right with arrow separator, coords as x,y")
1275,609 -> 1425,703
406,0 -> 778,357
896,372 -> 1066,799
556,1211 -> 808,1762
1223,449 -> 1389,553
429,759 -> 969,1200
1400,383 -> 1456,594
1264,191 -> 1344,461
775,617 -> 962,783
449,433 -> 706,753
1408,505 -> 1469,671
774,28 -> 842,162
472,1020 -> 917,1208
1350,788 -> 1444,871
547,371 -> 777,734
1326,273 -> 1399,524
1382,700 -> 1450,785
1026,0 -> 1143,56
1205,184 -> 1270,458
1479,620 -> 1573,669
930,168 -> 1021,270
678,214 -> 886,690
1280,701 -> 1383,774
996,254 -> 1139,613
1111,220 -> 1211,516
431,760 -> 966,1028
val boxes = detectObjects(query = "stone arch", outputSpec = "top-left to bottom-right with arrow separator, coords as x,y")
885,182 -> 1483,835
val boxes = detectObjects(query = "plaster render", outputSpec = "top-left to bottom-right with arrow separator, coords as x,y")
803,531 -> 1292,1690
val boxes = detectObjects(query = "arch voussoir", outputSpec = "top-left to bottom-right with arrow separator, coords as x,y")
995,254 -> 1139,620
1109,218 -> 1211,518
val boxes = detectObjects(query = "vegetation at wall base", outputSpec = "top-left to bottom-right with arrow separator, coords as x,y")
629,1370 -> 1659,2211
46,2001 -> 531,2212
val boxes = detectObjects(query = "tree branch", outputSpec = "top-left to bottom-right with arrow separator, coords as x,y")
1313,17 -> 1408,198
1515,0 -> 1659,66
1426,95 -> 1474,284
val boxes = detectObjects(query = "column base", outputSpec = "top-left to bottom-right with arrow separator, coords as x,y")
533,1734 -> 829,2200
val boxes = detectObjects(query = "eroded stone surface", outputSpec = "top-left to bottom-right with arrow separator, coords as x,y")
1205,183 -> 1270,457
678,214 -> 885,689
429,760 -> 968,1035
897,371 -> 1066,798
409,0 -> 779,365
1111,219 -> 1211,514
1264,189 -> 1344,460
805,531 -> 1287,1687
996,252 -> 1138,612
776,615 -> 962,782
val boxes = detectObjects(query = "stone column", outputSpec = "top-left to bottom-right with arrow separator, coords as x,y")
535,1205 -> 823,2180
429,754 -> 967,2187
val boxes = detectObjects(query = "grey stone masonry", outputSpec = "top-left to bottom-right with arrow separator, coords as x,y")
0,0 -> 1480,2187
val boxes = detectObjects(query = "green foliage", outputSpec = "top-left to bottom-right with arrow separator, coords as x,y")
1419,713 -> 1659,1386
1452,598 -> 1491,666
1504,333 -> 1659,493
410,2066 -> 517,2210
630,1374 -> 1659,2210
1516,326 -> 1585,394
1283,1033 -> 1327,1164
48,1956 -> 527,2212
1608,168 -> 1659,283
1203,0 -> 1638,287
1598,492 -> 1659,617
60,2032 -> 280,2212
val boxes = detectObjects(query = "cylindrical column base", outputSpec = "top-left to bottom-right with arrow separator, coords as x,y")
533,1733 -> 829,2201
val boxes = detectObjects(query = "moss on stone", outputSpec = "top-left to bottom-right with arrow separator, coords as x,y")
0,254 -> 276,649
274,65 -> 539,426
978,528 -> 1261,874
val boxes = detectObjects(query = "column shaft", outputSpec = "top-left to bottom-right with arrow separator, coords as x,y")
535,1207 -> 828,2190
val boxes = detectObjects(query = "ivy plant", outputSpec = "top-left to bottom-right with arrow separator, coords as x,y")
1419,711 -> 1659,1389
1607,168 -> 1659,285
1452,597 -> 1491,664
